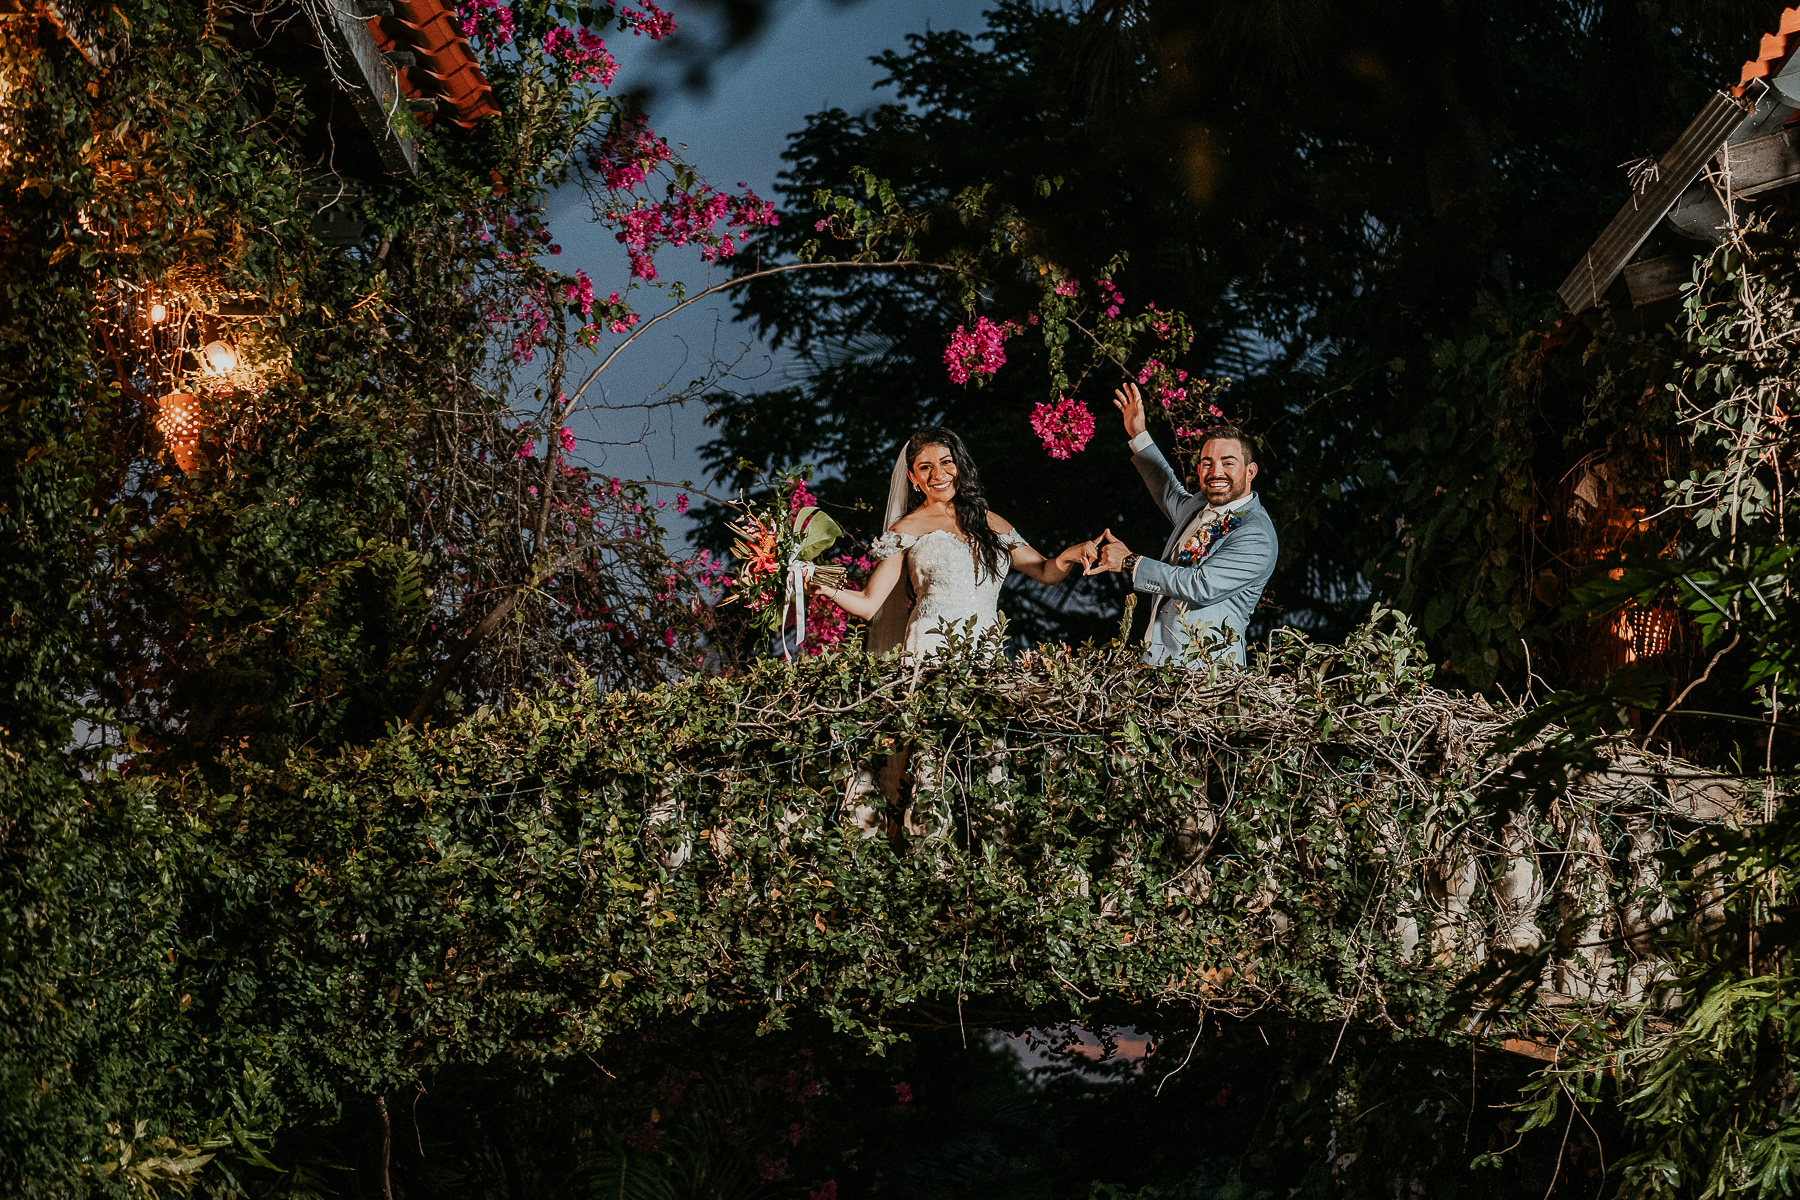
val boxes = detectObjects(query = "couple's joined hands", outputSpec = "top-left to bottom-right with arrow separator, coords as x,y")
1050,530 -> 1134,576
1053,529 -> 1133,576
1083,529 -> 1133,575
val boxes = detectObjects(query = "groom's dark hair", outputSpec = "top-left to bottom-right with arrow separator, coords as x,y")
1199,424 -> 1257,464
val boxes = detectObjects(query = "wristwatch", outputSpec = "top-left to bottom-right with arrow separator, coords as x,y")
1122,553 -> 1140,577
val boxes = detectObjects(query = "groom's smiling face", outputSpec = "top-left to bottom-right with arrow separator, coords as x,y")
1197,436 -> 1257,506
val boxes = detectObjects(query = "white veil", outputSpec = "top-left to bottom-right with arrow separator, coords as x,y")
865,445 -> 913,656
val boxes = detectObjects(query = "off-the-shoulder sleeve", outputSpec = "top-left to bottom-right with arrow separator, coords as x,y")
871,531 -> 914,561
998,529 -> 1029,550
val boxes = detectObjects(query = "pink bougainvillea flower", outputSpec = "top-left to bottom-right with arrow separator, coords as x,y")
788,477 -> 818,511
943,315 -> 1017,385
588,114 -> 673,191
563,269 -> 594,316
543,25 -> 616,86
1030,396 -> 1096,460
623,0 -> 675,40
456,0 -> 514,44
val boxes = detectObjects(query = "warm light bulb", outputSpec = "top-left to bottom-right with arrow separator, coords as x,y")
148,301 -> 167,324
202,340 -> 240,374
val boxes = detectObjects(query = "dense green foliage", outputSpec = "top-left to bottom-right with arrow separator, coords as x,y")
0,0 -> 743,1188
7,612 -> 1650,1192
1497,205 -> 1800,1197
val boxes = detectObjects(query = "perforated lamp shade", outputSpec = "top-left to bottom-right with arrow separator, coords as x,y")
153,391 -> 205,471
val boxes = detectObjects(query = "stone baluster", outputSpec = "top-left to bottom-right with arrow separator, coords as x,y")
1617,813 -> 1673,1003
1427,847 -> 1481,967
1490,806 -> 1545,955
1552,810 -> 1616,1001
1166,791 -> 1217,907
840,768 -> 883,839
645,784 -> 691,870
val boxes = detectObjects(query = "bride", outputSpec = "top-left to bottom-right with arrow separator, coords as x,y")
809,426 -> 1096,658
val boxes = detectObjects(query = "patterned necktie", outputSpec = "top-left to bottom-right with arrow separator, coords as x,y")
1171,507 -> 1228,567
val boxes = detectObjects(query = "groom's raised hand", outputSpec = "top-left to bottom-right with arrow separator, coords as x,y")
1114,381 -> 1147,440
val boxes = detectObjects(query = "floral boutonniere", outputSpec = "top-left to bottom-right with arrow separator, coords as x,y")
1173,510 -> 1245,568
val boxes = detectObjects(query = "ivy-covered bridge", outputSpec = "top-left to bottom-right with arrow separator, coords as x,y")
24,616 -> 1756,1181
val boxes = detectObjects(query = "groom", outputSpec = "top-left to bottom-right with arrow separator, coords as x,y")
1088,383 -> 1279,667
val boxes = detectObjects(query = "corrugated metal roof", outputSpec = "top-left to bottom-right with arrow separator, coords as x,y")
1557,92 -> 1748,313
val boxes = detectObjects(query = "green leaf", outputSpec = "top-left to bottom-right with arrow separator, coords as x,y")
791,507 -> 843,561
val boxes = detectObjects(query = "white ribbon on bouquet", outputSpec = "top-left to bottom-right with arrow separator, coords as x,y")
780,557 -> 811,660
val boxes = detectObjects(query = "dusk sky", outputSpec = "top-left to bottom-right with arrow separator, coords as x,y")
546,0 -> 993,531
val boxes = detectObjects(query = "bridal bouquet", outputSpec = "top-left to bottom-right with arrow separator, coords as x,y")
724,479 -> 849,647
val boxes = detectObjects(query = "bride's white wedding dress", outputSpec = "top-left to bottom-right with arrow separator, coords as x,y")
870,527 -> 1027,658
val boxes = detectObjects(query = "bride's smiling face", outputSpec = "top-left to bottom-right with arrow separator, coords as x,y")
908,443 -> 959,504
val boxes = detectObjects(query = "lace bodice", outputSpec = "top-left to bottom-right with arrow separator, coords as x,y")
871,527 -> 1028,657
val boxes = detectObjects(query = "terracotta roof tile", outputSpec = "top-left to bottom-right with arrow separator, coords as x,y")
1735,6 -> 1800,94
367,0 -> 499,128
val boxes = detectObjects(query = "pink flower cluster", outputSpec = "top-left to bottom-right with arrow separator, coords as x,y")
943,316 -> 1018,385
622,0 -> 675,40
558,426 -> 577,454
612,188 -> 778,280
456,0 -> 514,44
1052,278 -> 1079,297
601,291 -> 639,334
588,115 -> 673,190
543,25 -> 616,86
1137,356 -> 1192,408
564,269 -> 594,316
510,302 -> 551,362
1098,277 -> 1125,319
1146,301 -> 1172,339
788,477 -> 818,511
800,551 -> 873,655
1030,396 -> 1096,459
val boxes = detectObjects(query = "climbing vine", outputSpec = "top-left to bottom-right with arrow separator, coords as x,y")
11,611 -> 1764,1194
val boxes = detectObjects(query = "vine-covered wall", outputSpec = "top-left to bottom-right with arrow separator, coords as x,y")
14,613 -> 1752,1193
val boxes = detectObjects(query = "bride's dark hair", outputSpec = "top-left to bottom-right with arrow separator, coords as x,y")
903,426 -> 1009,582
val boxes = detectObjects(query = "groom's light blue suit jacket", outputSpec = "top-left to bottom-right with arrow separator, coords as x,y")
1128,441 -> 1279,666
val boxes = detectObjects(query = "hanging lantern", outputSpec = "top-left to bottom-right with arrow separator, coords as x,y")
153,391 -> 205,472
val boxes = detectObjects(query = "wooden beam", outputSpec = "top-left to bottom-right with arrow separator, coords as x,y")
317,0 -> 418,175
1558,91 -> 1750,315
1724,125 -> 1800,196
1623,253 -> 1695,306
